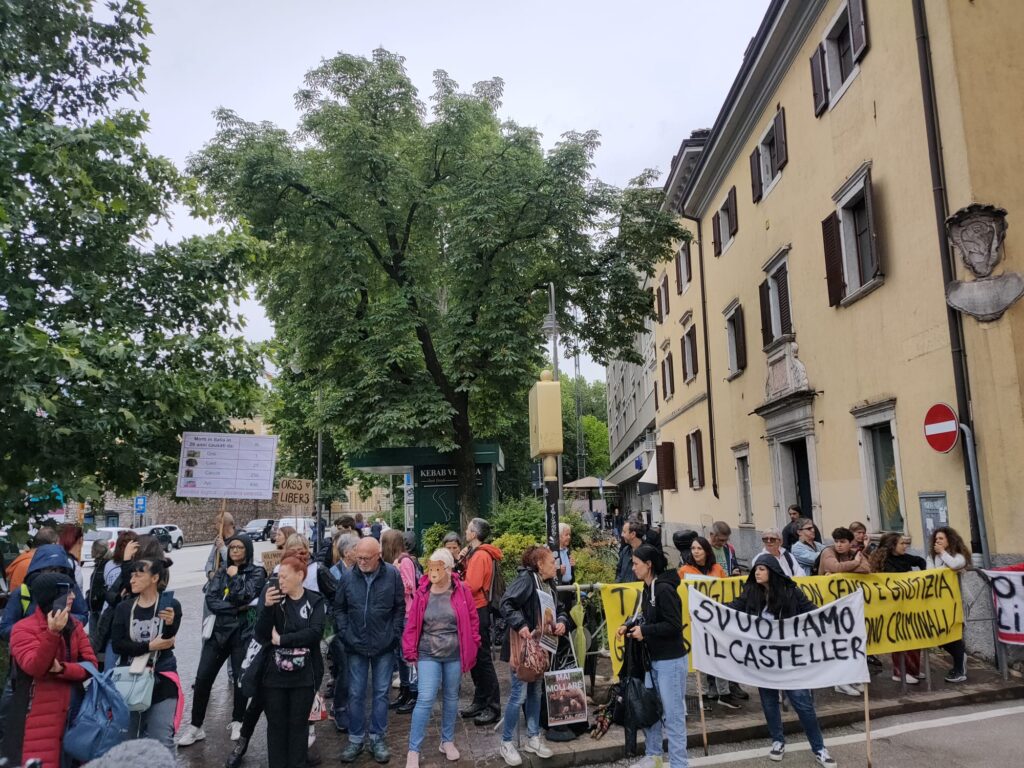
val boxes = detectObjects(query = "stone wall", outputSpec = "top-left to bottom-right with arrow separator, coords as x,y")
104,493 -> 300,545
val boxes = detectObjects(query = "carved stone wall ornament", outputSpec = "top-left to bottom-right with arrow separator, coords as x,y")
945,203 -> 1020,321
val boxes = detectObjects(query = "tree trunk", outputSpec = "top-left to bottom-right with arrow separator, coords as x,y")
450,402 -> 480,534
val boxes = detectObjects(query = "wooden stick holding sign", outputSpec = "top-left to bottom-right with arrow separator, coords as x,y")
863,684 -> 873,767
695,670 -> 709,756
213,498 -> 226,573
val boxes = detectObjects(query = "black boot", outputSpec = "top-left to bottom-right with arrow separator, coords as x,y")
225,736 -> 248,768
396,691 -> 417,714
389,685 -> 409,710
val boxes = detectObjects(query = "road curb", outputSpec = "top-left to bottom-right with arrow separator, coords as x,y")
508,678 -> 1024,767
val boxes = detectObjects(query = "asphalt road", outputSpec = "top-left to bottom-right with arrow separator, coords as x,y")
586,700 -> 1024,768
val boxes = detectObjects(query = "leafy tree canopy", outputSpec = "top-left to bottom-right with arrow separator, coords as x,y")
0,0 -> 264,528
190,49 -> 685,525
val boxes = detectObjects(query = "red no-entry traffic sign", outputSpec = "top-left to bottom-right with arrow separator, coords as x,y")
924,403 -> 959,453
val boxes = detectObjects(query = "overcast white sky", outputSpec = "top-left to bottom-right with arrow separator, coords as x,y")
139,0 -> 770,381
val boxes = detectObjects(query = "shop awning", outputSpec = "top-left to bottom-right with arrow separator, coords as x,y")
638,460 -> 658,495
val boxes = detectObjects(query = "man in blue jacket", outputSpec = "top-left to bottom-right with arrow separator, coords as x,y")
0,544 -> 88,640
335,536 -> 405,764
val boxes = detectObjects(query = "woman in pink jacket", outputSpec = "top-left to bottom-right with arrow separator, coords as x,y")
401,548 -> 480,768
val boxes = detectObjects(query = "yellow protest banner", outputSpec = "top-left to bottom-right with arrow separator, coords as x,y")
601,569 -> 962,676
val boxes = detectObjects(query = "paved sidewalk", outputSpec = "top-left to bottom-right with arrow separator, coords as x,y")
178,629 -> 1024,768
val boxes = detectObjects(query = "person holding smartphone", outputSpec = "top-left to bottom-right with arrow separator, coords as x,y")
255,556 -> 325,768
111,557 -> 182,749
6,572 -> 97,767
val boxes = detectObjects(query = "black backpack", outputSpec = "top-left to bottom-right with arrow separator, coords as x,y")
486,553 -> 505,613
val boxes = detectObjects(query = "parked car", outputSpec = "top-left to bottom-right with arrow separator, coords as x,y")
135,523 -> 184,549
274,517 -> 316,539
83,527 -> 128,564
243,518 -> 275,542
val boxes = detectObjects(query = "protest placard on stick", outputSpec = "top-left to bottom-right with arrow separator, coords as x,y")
983,566 -> 1024,645
688,586 -> 870,691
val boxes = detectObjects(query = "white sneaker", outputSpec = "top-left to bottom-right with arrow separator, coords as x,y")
834,684 -> 860,696
308,724 -> 316,747
500,741 -> 523,766
629,757 -> 660,768
768,741 -> 785,761
176,724 -> 205,747
522,736 -> 553,758
814,747 -> 837,767
229,721 -> 242,741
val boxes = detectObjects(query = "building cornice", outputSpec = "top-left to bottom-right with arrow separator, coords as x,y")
683,0 -> 828,218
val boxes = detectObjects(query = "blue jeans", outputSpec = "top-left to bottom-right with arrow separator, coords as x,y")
644,656 -> 689,768
757,687 -> 825,754
330,636 -> 349,730
396,647 -> 418,694
407,658 -> 460,752
501,668 -> 542,742
348,650 -> 397,744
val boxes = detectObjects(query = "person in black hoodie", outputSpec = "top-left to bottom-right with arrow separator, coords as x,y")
498,545 -> 573,767
870,533 -> 927,685
727,559 -> 837,767
615,543 -> 687,768
256,555 -> 325,768
178,534 -> 266,747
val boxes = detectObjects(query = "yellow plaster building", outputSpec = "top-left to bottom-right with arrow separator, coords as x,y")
652,0 -> 1024,563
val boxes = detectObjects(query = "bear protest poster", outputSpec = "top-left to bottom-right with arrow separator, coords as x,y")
689,587 -> 870,690
544,668 -> 588,726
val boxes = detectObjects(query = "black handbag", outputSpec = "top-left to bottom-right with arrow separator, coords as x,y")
620,638 -> 663,730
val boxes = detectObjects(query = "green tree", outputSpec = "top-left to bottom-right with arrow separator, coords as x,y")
190,49 -> 686,529
0,1 -> 264,528
581,414 -> 611,477
560,375 -> 609,481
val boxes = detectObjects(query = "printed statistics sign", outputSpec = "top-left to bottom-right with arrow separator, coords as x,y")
176,432 -> 279,500
983,565 -> 1024,645
689,587 -> 870,690
602,569 -> 962,676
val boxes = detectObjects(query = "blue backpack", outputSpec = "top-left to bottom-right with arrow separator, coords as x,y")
63,662 -> 130,763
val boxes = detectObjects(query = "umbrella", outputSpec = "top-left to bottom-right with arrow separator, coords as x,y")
563,476 -> 616,490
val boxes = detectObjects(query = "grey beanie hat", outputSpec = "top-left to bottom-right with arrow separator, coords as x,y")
83,739 -> 177,768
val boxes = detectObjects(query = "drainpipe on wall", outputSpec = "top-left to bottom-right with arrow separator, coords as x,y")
911,0 -> 985,558
686,215 -> 720,499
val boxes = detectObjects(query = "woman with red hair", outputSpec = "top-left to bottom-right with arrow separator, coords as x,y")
256,555 -> 326,768
57,524 -> 85,590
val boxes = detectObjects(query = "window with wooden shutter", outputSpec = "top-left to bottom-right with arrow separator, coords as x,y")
759,279 -> 773,348
694,430 -> 705,489
810,44 -> 828,116
656,285 -> 663,323
654,380 -> 658,411
662,275 -> 670,316
685,435 -> 695,489
822,211 -> 845,306
734,305 -> 747,371
776,264 -> 792,335
830,164 -> 883,302
727,186 -> 738,237
849,0 -> 869,62
675,248 -> 683,294
666,351 -> 675,396
684,241 -> 692,288
688,325 -> 698,379
773,108 -> 788,173
750,147 -> 762,203
656,442 -> 676,491
712,212 -> 721,256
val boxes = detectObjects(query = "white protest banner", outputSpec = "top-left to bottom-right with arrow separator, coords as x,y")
688,586 -> 870,690
983,565 -> 1024,645
176,432 -> 278,500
